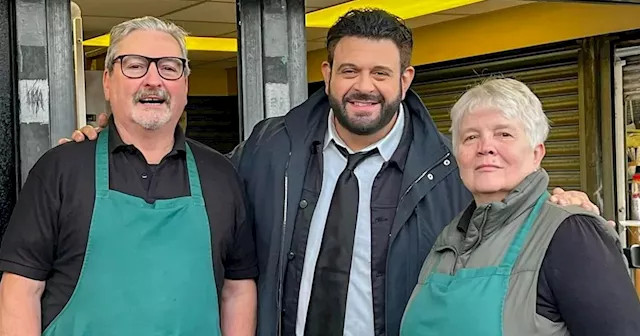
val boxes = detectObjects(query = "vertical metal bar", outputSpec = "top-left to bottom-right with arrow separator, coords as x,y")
614,59 -> 628,227
236,0 -> 308,140
578,40 -> 589,195
614,58 -> 632,281
46,0 -> 75,147
15,0 -> 51,184
286,0 -> 307,110
71,2 -> 87,129
598,38 -> 615,221
0,0 -> 19,241
578,37 -> 604,206
262,0 -> 291,120
237,0 -> 264,140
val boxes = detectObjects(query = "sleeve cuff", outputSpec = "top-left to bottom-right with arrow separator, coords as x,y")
225,265 -> 259,280
0,259 -> 48,281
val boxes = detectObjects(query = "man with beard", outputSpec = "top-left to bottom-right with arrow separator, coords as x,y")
62,10 -> 601,336
0,17 -> 257,336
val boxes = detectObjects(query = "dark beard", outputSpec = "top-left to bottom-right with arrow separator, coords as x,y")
328,86 -> 402,136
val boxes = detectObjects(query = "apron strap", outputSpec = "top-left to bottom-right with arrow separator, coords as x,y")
500,192 -> 549,269
95,128 -> 110,197
185,143 -> 203,199
96,128 -> 203,200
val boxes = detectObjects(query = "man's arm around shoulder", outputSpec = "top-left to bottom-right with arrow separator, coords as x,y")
220,279 -> 257,336
0,273 -> 45,336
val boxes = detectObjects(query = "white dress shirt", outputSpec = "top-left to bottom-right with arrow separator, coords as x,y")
296,105 -> 405,336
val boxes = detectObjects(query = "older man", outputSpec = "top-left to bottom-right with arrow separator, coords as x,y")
0,17 -> 257,336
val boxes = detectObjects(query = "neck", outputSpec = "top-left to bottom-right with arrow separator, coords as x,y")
113,119 -> 175,164
334,112 -> 398,152
473,191 -> 509,206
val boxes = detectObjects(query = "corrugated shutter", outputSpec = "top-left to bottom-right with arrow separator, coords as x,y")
411,47 -> 581,191
623,54 -> 640,128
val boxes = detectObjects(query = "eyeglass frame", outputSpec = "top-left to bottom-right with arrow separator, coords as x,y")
111,54 -> 189,81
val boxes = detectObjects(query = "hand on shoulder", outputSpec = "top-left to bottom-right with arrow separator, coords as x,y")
57,112 -> 109,145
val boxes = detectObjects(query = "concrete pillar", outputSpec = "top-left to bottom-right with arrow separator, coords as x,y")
236,0 -> 308,140
14,0 -> 76,183
0,0 -> 18,239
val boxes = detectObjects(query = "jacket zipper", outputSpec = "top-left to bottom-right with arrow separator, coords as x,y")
384,151 -> 451,330
276,151 -> 291,336
398,152 -> 451,203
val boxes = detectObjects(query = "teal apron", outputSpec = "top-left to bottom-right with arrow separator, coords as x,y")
400,193 -> 548,336
43,128 -> 222,336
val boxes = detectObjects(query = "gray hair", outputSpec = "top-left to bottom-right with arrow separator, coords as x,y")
104,16 -> 190,76
449,77 -> 550,151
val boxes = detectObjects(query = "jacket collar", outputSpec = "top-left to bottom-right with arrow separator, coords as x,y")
457,169 -> 550,238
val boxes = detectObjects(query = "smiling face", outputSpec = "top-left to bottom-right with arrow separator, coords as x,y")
321,36 -> 414,136
103,30 -> 188,131
455,107 -> 545,204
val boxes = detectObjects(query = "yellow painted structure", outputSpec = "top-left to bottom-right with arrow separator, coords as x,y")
188,67 -> 230,96
138,1 -> 640,95
84,0 -> 480,50
306,1 -> 640,82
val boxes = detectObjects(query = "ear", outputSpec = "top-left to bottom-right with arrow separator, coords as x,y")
184,75 -> 189,95
321,61 -> 332,95
103,70 -> 111,101
400,65 -> 415,100
533,143 -> 546,167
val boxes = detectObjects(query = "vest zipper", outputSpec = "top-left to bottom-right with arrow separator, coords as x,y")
277,151 -> 291,336
458,204 -> 491,271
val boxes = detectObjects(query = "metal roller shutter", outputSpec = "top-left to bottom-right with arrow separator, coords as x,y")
411,47 -> 581,191
622,54 -> 640,128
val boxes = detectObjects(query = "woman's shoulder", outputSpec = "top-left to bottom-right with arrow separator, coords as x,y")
542,202 -> 618,245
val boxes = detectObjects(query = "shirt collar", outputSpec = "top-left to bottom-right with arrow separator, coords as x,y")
108,115 -> 187,155
324,103 -> 405,162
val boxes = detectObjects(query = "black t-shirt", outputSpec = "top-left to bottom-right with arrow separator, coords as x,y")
536,214 -> 640,335
0,123 -> 258,329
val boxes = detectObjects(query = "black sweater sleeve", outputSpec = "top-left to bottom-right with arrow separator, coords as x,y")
536,214 -> 640,336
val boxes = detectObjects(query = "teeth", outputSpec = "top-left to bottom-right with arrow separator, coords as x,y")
352,102 -> 374,106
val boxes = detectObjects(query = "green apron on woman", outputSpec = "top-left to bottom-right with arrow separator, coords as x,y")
400,193 -> 548,336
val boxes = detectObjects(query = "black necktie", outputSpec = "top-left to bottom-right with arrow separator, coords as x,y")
305,144 -> 379,336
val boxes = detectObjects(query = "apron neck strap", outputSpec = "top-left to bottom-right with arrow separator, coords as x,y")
184,143 -> 203,199
500,192 -> 549,269
95,128 -> 110,195
95,127 -> 204,199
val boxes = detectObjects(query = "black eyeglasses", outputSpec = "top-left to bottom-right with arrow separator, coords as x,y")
112,54 -> 188,81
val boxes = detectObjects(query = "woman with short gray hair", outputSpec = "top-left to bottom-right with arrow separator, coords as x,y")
399,78 -> 640,335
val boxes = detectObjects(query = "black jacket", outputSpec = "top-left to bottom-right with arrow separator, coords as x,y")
228,87 -> 472,336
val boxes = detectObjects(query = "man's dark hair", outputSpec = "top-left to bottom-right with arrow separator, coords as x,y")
326,8 -> 413,69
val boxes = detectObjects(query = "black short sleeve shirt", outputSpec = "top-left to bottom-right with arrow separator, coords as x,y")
0,122 -> 258,329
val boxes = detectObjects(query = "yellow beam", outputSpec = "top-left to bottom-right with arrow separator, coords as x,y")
83,0 -> 482,52
83,35 -> 238,52
305,1 -> 640,82
306,0 -> 483,28
186,36 -> 237,52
